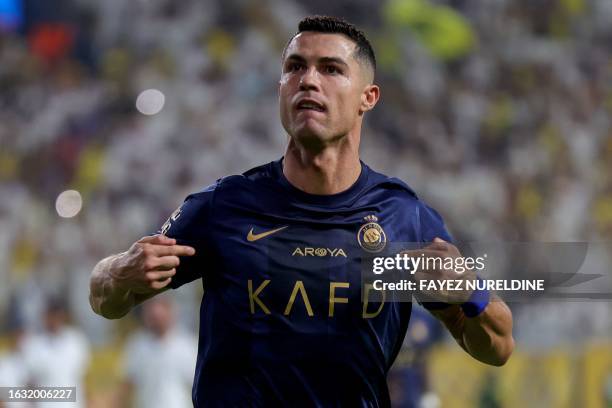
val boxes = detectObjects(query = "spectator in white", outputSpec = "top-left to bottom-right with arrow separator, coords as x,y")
21,298 -> 90,408
0,305 -> 31,408
121,294 -> 197,408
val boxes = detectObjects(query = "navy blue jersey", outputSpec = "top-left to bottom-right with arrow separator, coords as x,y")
159,158 -> 451,407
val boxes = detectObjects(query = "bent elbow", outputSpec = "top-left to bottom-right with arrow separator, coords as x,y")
490,336 -> 515,367
89,292 -> 128,320
100,310 -> 129,320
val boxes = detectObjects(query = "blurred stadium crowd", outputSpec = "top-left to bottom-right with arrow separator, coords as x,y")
1,0 -> 611,406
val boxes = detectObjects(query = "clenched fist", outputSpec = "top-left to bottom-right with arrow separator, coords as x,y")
403,237 -> 477,305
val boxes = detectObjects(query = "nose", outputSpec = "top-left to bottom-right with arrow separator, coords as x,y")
299,67 -> 320,92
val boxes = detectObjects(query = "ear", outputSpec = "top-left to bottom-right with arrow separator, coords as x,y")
359,84 -> 380,114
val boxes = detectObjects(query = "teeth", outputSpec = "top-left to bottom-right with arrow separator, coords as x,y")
299,102 -> 323,111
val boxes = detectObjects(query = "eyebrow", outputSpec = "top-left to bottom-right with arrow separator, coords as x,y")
285,54 -> 349,69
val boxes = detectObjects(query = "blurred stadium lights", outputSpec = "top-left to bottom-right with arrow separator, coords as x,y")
55,189 -> 83,218
135,88 -> 166,116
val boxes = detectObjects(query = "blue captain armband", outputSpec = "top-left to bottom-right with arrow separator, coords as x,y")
460,277 -> 490,317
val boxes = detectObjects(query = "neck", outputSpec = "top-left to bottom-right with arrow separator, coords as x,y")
283,133 -> 361,195
152,327 -> 170,339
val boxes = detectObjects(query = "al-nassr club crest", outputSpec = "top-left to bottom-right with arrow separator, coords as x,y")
357,214 -> 387,253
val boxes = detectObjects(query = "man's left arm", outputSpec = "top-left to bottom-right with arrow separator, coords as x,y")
414,203 -> 515,366
430,295 -> 514,366
411,237 -> 515,366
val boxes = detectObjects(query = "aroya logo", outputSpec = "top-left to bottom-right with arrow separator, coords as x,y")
292,247 -> 348,257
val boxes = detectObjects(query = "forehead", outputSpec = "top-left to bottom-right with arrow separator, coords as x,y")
284,32 -> 357,62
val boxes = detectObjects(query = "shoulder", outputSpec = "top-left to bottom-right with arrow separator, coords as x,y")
162,162 -> 274,235
21,333 -> 46,353
165,179 -> 225,227
169,330 -> 198,351
124,331 -> 153,353
182,178 -> 222,205
62,327 -> 89,346
186,161 -> 275,201
366,165 -> 444,210
365,163 -> 451,238
365,164 -> 419,201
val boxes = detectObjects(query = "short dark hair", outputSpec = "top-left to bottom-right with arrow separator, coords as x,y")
283,15 -> 376,77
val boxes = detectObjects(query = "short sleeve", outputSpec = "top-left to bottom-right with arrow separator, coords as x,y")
418,202 -> 453,243
155,182 -> 218,289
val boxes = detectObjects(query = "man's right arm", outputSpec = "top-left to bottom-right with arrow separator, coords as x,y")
89,234 -> 196,319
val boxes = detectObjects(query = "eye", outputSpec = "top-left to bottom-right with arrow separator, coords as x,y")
287,62 -> 304,72
325,65 -> 341,75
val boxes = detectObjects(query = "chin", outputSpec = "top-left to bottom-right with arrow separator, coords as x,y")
291,126 -> 331,149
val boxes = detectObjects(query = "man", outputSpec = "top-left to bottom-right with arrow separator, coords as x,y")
90,16 -> 513,407
0,302 -> 30,408
21,298 -> 90,408
121,295 -> 197,408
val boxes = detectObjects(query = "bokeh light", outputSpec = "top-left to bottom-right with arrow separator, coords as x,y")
55,190 -> 83,218
135,88 -> 165,115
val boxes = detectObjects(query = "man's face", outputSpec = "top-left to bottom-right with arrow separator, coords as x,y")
143,298 -> 174,337
44,309 -> 67,334
279,32 -> 373,146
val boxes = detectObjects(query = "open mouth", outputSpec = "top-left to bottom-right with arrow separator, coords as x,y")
296,99 -> 326,112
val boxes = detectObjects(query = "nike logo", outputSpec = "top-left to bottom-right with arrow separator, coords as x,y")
247,226 -> 288,242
